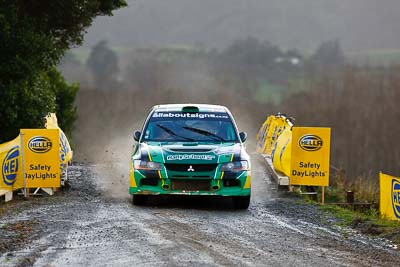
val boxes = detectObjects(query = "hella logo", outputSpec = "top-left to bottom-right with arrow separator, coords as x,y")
2,146 -> 19,186
28,136 -> 52,153
392,179 -> 400,219
299,135 -> 323,152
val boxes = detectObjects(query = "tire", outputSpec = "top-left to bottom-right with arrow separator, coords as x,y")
132,195 -> 147,206
233,195 -> 250,210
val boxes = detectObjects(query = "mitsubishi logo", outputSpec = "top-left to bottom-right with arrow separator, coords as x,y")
187,165 -> 195,172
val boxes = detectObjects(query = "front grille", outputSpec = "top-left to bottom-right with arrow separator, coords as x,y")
171,179 -> 210,191
171,175 -> 211,180
164,163 -> 217,172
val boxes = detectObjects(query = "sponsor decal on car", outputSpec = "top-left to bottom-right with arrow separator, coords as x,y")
152,112 -> 229,119
187,165 -> 195,171
166,154 -> 216,161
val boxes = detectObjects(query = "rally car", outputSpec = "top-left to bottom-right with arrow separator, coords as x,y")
129,104 -> 251,209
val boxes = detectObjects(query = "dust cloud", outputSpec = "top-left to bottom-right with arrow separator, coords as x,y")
53,0 -> 400,218
72,56 -> 266,199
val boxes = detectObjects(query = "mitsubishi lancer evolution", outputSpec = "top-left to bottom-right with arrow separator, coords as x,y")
129,104 -> 251,209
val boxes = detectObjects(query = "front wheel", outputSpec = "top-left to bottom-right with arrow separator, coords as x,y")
233,195 -> 250,210
132,195 -> 147,206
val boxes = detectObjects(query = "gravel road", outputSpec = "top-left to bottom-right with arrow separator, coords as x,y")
0,154 -> 399,266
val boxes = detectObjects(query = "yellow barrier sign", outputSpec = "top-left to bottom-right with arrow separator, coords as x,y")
45,113 -> 73,172
21,129 -> 61,188
264,116 -> 287,155
272,126 -> 292,177
0,137 -> 24,191
380,172 -> 400,220
290,127 -> 331,186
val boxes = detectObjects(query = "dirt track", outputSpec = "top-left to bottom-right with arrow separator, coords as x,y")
0,155 -> 399,266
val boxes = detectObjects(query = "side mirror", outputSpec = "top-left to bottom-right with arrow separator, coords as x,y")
239,132 -> 247,143
133,130 -> 141,142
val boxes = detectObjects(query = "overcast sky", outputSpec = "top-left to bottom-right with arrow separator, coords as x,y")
82,0 -> 400,52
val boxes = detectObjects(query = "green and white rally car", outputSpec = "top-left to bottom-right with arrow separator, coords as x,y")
129,104 -> 251,209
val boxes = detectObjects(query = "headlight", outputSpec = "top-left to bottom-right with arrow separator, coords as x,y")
134,160 -> 162,170
220,161 -> 248,172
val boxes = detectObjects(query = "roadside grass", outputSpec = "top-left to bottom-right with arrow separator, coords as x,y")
0,194 -> 66,254
0,192 -> 64,216
300,190 -> 400,246
348,49 -> 400,66
297,168 -> 400,244
254,76 -> 309,105
0,220 -> 37,254
292,181 -> 400,246
0,200 -> 15,216
322,204 -> 370,227
321,204 -> 400,242
254,82 -> 285,104
323,170 -> 379,205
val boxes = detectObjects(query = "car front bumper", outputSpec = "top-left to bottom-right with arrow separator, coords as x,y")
129,169 -> 251,196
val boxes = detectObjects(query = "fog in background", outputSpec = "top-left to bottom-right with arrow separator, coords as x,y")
83,0 -> 400,52
62,1 -> 400,196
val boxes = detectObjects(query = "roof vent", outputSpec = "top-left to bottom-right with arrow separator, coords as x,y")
182,106 -> 199,113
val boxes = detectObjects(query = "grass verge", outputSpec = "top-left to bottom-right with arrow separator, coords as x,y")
322,204 -> 400,245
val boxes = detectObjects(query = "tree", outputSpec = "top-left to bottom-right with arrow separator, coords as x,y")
46,67 -> 79,137
220,37 -> 282,67
0,0 -> 126,142
124,51 -> 164,92
0,74 -> 56,142
310,40 -> 345,66
86,40 -> 119,89
0,68 -> 78,142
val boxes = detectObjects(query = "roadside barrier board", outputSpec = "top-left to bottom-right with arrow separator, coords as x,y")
1,137 -> 24,192
21,129 -> 61,188
45,113 -> 73,172
0,113 -> 72,202
380,172 -> 400,220
290,127 -> 331,186
265,117 -> 287,155
272,126 -> 292,177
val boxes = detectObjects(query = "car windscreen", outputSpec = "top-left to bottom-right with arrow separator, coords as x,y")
142,111 -> 239,142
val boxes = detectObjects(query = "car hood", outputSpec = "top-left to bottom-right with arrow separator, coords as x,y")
137,142 -> 246,164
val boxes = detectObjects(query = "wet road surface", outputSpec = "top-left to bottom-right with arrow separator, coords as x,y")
1,154 -> 399,266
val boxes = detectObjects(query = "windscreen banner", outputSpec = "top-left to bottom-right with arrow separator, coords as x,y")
290,127 -> 331,186
380,172 -> 400,220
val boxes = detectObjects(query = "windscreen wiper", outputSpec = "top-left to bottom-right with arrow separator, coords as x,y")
182,126 -> 226,142
156,124 -> 195,141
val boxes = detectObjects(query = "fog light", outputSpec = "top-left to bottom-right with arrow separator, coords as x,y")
211,185 -> 220,190
162,184 -> 170,190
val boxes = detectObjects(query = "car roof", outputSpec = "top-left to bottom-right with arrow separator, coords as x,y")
152,104 -> 228,113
